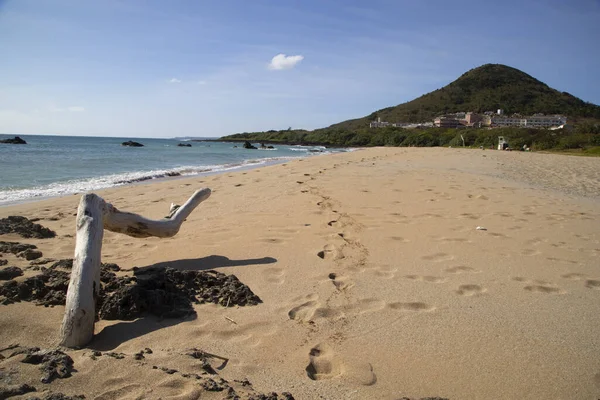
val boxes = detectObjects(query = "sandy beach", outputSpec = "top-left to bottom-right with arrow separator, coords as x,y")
1,147 -> 599,400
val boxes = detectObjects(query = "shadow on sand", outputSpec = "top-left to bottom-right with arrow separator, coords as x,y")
90,254 -> 277,350
134,254 -> 278,272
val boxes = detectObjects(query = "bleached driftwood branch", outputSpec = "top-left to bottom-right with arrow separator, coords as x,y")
59,188 -> 211,348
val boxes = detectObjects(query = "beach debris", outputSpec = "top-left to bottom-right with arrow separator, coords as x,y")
134,351 -> 145,360
225,316 -> 238,325
20,348 -> 74,384
476,226 -> 487,231
0,216 -> 56,239
0,383 -> 36,398
0,241 -> 39,257
60,189 -> 211,348
0,266 -> 23,281
187,348 -> 229,372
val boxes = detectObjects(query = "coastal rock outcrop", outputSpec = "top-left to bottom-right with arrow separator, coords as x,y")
0,216 -> 57,238
0,136 -> 27,144
243,141 -> 257,149
177,143 -> 192,147
121,140 -> 144,147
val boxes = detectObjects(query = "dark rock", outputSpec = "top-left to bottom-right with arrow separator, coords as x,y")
133,352 -> 144,360
243,141 -> 257,150
248,393 -> 295,400
21,348 -> 74,384
0,383 -> 36,398
0,241 -> 37,255
159,367 -> 177,374
201,378 -> 225,392
98,267 -> 261,320
0,216 -> 56,239
0,136 -> 27,144
30,258 -> 55,266
267,146 -> 274,149
0,267 -> 23,280
177,143 -> 192,147
105,352 -> 125,360
50,259 -> 73,270
121,141 -> 144,147
0,269 -> 69,306
20,249 -> 43,261
165,172 -> 181,177
38,394 -> 85,400
0,259 -> 7,266
1,262 -> 261,323
144,348 -> 153,354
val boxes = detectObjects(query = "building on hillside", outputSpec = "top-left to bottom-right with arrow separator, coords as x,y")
434,116 -> 462,128
369,117 -> 390,128
525,114 -> 567,128
491,114 -> 566,128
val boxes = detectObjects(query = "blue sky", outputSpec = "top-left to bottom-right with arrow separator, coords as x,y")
1,0 -> 599,137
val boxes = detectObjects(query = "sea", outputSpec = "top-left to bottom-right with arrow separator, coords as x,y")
0,134 -> 349,206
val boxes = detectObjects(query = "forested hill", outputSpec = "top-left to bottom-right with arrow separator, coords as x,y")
327,64 -> 600,130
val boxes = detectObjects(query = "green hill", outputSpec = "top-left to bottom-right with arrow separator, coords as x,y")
328,64 -> 600,130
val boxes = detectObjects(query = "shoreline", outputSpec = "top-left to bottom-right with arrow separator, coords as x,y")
1,147 -> 599,399
0,148 -> 348,208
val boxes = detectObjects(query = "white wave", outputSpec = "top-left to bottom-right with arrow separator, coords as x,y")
0,156 -> 304,205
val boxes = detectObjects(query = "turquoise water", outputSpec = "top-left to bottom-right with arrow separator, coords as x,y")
0,134 -> 346,205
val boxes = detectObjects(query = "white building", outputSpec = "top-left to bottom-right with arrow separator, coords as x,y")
491,114 -> 566,128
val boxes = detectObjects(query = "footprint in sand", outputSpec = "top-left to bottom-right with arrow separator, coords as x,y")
561,273 -> 586,280
373,267 -> 397,279
262,267 -> 285,284
514,277 -> 566,294
585,280 -> 600,290
421,252 -> 454,262
328,273 -> 355,290
288,301 -> 320,322
388,302 -> 435,312
306,344 -> 343,381
445,266 -> 479,274
456,284 -> 486,296
524,285 -> 565,294
404,275 -> 447,283
317,244 -> 343,260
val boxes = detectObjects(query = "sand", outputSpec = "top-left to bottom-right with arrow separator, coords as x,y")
1,147 -> 599,399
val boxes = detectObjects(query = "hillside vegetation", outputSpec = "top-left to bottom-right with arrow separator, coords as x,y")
329,64 -> 600,130
221,64 -> 600,152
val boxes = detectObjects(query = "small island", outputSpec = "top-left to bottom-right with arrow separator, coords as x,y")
0,136 -> 27,144
121,140 -> 144,147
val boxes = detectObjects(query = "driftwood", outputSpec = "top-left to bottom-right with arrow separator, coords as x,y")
59,188 -> 211,348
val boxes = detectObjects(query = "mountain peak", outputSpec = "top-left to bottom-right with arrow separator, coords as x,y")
329,64 -> 599,130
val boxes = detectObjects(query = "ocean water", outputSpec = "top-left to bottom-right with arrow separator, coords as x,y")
0,134 -> 347,205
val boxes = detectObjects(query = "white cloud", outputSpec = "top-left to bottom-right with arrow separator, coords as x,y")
67,106 -> 85,112
268,54 -> 304,70
169,78 -> 182,83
